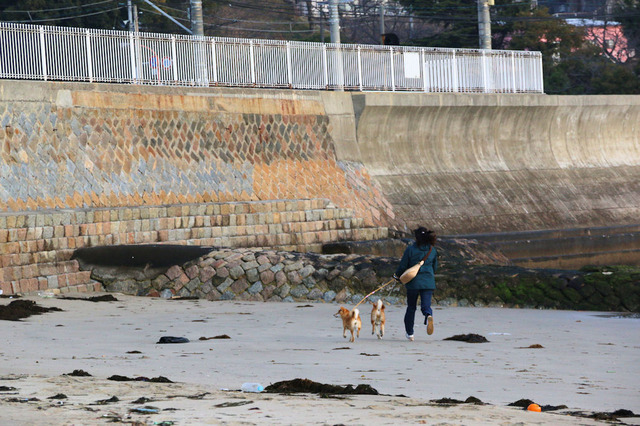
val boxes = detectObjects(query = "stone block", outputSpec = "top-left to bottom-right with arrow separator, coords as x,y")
230,278 -> 249,294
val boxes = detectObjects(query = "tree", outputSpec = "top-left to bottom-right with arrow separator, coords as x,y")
396,0 -> 481,48
615,0 -> 640,67
500,7 -> 640,94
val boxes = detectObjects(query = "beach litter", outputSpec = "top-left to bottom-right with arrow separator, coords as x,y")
107,375 -> 173,383
156,336 -> 189,344
0,300 -> 62,321
444,333 -> 489,343
264,378 -> 378,395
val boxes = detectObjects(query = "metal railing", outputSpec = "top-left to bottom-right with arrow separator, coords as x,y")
0,22 -> 544,93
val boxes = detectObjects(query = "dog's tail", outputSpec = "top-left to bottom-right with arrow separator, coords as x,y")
375,299 -> 382,313
352,308 -> 360,320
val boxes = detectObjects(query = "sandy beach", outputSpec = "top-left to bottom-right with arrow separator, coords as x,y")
1,294 -> 639,425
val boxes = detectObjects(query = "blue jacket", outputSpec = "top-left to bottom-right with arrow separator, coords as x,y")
395,243 -> 438,290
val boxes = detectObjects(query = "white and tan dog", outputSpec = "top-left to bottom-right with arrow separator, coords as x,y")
370,299 -> 386,339
334,306 -> 361,343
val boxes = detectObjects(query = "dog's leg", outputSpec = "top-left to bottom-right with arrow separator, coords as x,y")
343,326 -> 347,339
381,322 -> 385,337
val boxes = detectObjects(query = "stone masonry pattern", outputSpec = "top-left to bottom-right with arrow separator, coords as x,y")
0,198 -> 387,295
99,247 -> 640,312
0,91 -> 393,228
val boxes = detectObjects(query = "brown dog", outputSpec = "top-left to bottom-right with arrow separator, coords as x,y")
334,307 -> 361,342
370,299 -> 386,339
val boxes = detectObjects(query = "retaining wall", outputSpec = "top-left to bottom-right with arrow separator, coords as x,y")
353,93 -> 640,235
2,80 -> 640,294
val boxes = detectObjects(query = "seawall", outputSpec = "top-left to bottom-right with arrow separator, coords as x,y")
1,80 -> 640,294
353,92 -> 640,235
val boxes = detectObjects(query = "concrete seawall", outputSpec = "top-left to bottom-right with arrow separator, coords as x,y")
352,93 -> 640,235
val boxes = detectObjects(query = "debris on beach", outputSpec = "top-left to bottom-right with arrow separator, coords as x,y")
588,409 -> 636,421
108,375 -> 173,383
0,386 -> 17,391
264,378 -> 378,395
444,334 -> 489,343
63,370 -> 92,377
47,393 -> 67,400
60,295 -> 118,302
508,399 -> 567,411
7,397 -> 39,403
132,397 -> 154,404
516,344 -> 544,349
94,395 -> 119,405
129,406 -> 160,414
199,335 -> 231,340
215,400 -> 253,408
0,300 -> 62,321
432,396 -> 484,405
157,336 -> 189,344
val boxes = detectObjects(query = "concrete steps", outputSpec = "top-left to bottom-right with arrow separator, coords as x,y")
451,224 -> 640,269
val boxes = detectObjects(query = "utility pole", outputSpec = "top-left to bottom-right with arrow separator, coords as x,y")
134,5 -> 139,32
329,0 -> 340,44
379,0 -> 385,45
477,0 -> 492,50
127,0 -> 134,32
190,0 -> 204,37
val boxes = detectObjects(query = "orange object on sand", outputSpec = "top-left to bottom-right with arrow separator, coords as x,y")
527,403 -> 542,412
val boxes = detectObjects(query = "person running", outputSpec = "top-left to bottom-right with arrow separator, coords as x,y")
393,227 -> 438,341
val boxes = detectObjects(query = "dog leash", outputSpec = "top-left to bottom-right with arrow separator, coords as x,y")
353,278 -> 397,309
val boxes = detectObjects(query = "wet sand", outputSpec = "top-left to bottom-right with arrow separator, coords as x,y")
0,294 -> 639,425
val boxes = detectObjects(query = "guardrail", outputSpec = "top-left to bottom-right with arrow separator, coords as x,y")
0,22 -> 543,93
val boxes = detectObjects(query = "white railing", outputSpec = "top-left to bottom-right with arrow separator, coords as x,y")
0,22 -> 544,93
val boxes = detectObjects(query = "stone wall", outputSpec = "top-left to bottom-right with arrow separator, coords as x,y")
0,81 -> 391,294
0,199 -> 386,295
0,81 -> 392,228
95,246 -> 640,312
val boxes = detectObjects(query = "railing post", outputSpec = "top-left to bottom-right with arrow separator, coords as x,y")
286,41 -> 293,88
421,49 -> 427,92
85,29 -> 93,82
171,36 -> 178,82
481,50 -> 488,93
510,51 -> 516,93
389,47 -> 395,91
39,26 -> 47,81
451,51 -> 458,93
210,39 -> 218,85
322,44 -> 329,89
128,31 -> 137,82
357,46 -> 362,91
249,40 -> 256,86
537,53 -> 543,93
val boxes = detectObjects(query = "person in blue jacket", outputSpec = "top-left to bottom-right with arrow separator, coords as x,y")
393,227 -> 438,341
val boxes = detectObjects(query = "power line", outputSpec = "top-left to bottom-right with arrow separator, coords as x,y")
8,7 -> 123,24
2,0 -> 117,13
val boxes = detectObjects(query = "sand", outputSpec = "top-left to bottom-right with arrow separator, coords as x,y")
1,293 -> 639,425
